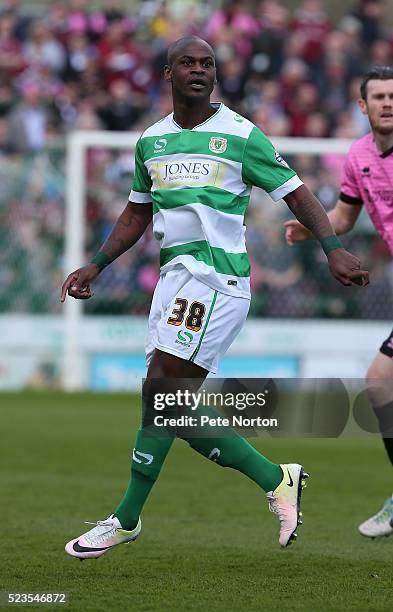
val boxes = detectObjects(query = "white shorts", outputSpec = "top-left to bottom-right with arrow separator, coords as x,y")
145,266 -> 250,373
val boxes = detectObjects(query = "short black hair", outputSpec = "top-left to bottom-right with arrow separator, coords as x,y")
166,36 -> 215,67
360,66 -> 393,100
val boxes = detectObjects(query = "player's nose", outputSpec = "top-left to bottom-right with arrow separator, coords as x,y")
192,63 -> 206,73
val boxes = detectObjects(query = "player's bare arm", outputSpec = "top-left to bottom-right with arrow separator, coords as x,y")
60,202 -> 152,302
284,185 -> 368,287
285,199 -> 362,244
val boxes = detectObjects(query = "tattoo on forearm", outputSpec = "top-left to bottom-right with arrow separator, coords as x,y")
285,189 -> 333,240
99,205 -> 152,262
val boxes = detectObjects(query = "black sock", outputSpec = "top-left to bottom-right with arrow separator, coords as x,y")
373,401 -> 393,467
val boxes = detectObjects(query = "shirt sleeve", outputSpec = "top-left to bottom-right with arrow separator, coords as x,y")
339,154 -> 363,205
128,138 -> 153,203
242,127 -> 303,201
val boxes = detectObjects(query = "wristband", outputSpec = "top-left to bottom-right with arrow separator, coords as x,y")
320,235 -> 342,255
91,252 -> 111,271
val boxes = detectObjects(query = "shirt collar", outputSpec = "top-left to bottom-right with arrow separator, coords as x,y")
171,103 -> 223,130
380,145 -> 393,158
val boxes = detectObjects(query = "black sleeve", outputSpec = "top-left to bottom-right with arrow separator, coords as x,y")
339,192 -> 363,206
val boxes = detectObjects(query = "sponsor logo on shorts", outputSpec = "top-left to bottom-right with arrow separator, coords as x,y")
176,330 -> 193,347
209,137 -> 227,154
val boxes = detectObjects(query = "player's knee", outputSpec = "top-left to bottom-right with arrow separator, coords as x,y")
142,377 -> 162,403
141,378 -> 172,426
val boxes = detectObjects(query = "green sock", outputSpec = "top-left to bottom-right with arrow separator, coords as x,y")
180,407 -> 282,492
114,427 -> 173,530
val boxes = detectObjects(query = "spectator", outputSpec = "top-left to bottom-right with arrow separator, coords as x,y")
291,0 -> 330,66
62,32 -> 98,82
0,13 -> 25,77
250,1 -> 289,78
22,20 -> 65,73
217,56 -> 247,107
97,19 -> 142,85
7,82 -> 51,151
67,0 -> 91,36
304,111 -> 329,137
367,38 -> 393,68
98,78 -> 142,131
352,0 -> 385,45
73,97 -> 103,130
0,0 -> 32,41
294,82 -> 320,134
45,2 -> 70,46
103,0 -> 126,24
205,0 -> 260,58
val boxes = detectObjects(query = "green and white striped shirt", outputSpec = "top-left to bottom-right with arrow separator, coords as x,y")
129,103 -> 302,299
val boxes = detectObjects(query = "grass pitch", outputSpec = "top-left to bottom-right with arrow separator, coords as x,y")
1,392 -> 392,611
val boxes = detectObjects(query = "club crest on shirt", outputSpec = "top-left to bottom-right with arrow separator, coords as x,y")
209,137 -> 227,154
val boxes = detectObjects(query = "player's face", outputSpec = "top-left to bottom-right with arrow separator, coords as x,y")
164,43 -> 216,100
360,79 -> 393,134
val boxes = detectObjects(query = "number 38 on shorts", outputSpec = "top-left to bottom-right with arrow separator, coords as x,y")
145,268 -> 250,373
167,298 -> 206,332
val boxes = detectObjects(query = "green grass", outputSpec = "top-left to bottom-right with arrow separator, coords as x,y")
1,392 -> 392,611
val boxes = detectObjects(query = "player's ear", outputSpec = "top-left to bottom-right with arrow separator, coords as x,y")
358,97 -> 367,115
164,64 -> 172,83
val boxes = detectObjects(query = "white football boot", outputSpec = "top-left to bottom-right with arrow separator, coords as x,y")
65,515 -> 141,559
266,463 -> 309,547
358,495 -> 393,538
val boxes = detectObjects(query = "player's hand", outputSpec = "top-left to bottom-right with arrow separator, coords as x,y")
284,220 -> 313,245
327,249 -> 369,287
60,264 -> 100,302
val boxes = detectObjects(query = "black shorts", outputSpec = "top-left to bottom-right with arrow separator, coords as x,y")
380,328 -> 393,359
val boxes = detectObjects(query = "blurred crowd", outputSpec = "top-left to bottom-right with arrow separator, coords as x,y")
0,0 -> 392,318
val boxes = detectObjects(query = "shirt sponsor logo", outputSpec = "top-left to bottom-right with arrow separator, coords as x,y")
150,158 -> 222,188
209,137 -> 227,154
163,161 -> 210,180
154,138 -> 167,153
